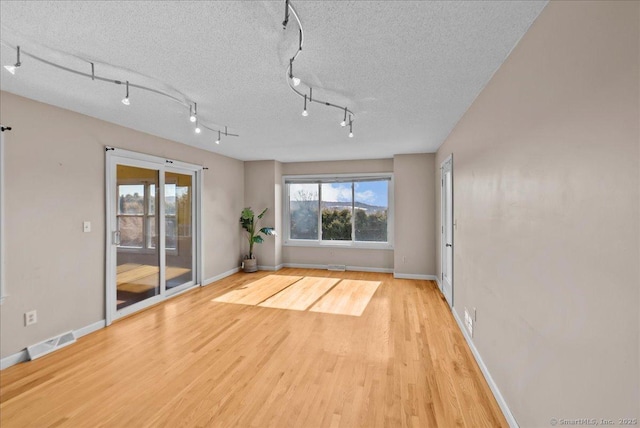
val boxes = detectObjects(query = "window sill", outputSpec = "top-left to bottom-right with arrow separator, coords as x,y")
283,240 -> 393,250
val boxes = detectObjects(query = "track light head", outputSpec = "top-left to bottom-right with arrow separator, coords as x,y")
189,103 -> 197,122
348,131 -> 353,138
302,94 -> 308,116
292,76 -> 300,86
4,46 -> 21,75
122,81 -> 130,106
340,120 -> 346,127
348,117 -> 353,137
215,131 -> 221,144
195,118 -> 201,134
341,107 -> 347,126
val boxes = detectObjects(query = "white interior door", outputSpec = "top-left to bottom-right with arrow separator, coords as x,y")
106,149 -> 202,325
441,156 -> 453,307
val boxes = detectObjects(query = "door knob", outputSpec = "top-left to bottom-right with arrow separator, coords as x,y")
446,243 -> 452,247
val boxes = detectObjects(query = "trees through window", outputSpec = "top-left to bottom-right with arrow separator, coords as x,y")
286,176 -> 391,245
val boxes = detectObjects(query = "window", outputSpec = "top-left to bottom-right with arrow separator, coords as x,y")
117,182 -> 183,251
284,174 -> 393,248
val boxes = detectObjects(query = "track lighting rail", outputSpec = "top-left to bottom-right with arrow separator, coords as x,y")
283,0 -> 355,137
1,41 -> 237,141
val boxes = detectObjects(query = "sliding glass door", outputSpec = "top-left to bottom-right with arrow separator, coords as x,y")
106,149 -> 201,324
164,170 -> 195,294
115,164 -> 161,311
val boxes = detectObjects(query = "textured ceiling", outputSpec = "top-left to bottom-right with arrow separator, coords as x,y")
0,1 -> 547,162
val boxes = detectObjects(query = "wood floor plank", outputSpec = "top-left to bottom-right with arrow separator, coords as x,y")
116,263 -> 142,274
259,276 -> 340,311
116,265 -> 159,285
212,274 -> 302,306
117,267 -> 191,293
309,279 -> 381,316
0,269 -> 508,428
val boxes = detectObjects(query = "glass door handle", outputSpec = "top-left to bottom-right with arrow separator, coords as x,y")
446,243 -> 452,247
112,231 -> 121,245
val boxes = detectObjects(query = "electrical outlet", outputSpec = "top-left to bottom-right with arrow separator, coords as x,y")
464,308 -> 473,338
83,221 -> 91,233
25,310 -> 37,326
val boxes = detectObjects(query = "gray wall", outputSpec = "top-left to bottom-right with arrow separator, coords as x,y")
243,160 -> 280,268
0,92 -> 245,358
394,153 -> 436,276
435,1 -> 639,425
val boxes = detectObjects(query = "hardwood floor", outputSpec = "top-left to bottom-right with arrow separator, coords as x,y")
0,269 -> 507,428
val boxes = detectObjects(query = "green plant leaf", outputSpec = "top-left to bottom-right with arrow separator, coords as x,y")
260,227 -> 276,236
252,235 -> 264,244
257,208 -> 268,219
241,208 -> 254,220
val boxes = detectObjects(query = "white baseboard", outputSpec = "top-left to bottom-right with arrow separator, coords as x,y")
452,310 -> 519,428
203,267 -> 240,286
435,275 -> 442,292
347,265 -> 393,273
283,263 -> 326,270
281,263 -> 392,273
75,319 -> 106,338
393,273 -> 439,281
257,264 -> 284,271
0,350 -> 27,370
1,318 -> 107,371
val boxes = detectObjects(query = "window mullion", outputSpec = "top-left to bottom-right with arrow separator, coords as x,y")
317,183 -> 322,241
351,182 -> 355,242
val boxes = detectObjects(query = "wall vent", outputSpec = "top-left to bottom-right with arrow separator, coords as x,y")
27,331 -> 76,360
327,264 -> 346,272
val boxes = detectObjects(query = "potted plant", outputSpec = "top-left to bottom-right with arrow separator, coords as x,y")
240,207 -> 276,273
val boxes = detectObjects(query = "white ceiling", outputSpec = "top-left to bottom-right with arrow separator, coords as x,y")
0,1 -> 547,162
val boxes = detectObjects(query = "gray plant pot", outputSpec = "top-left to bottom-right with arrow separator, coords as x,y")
243,258 -> 258,273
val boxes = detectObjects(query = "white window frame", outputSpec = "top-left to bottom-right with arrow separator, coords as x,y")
283,173 -> 394,250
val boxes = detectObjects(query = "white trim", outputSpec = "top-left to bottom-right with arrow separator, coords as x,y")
75,319 -> 106,338
257,265 -> 284,271
0,350 -> 27,370
347,265 -> 392,273
440,154 -> 454,308
1,319 -> 107,370
282,262 -> 326,270
105,148 -> 203,325
0,129 -> 6,304
393,273 -> 439,281
452,310 -> 519,428
282,173 -> 394,250
435,275 -> 443,293
281,263 -> 392,273
203,267 -> 240,286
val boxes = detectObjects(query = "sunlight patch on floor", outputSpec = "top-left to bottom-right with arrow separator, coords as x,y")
212,275 -> 381,317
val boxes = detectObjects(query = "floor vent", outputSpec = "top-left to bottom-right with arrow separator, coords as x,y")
27,331 -> 76,361
327,264 -> 347,272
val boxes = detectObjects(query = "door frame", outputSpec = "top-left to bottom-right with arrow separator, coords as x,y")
105,147 -> 203,325
440,154 -> 454,308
